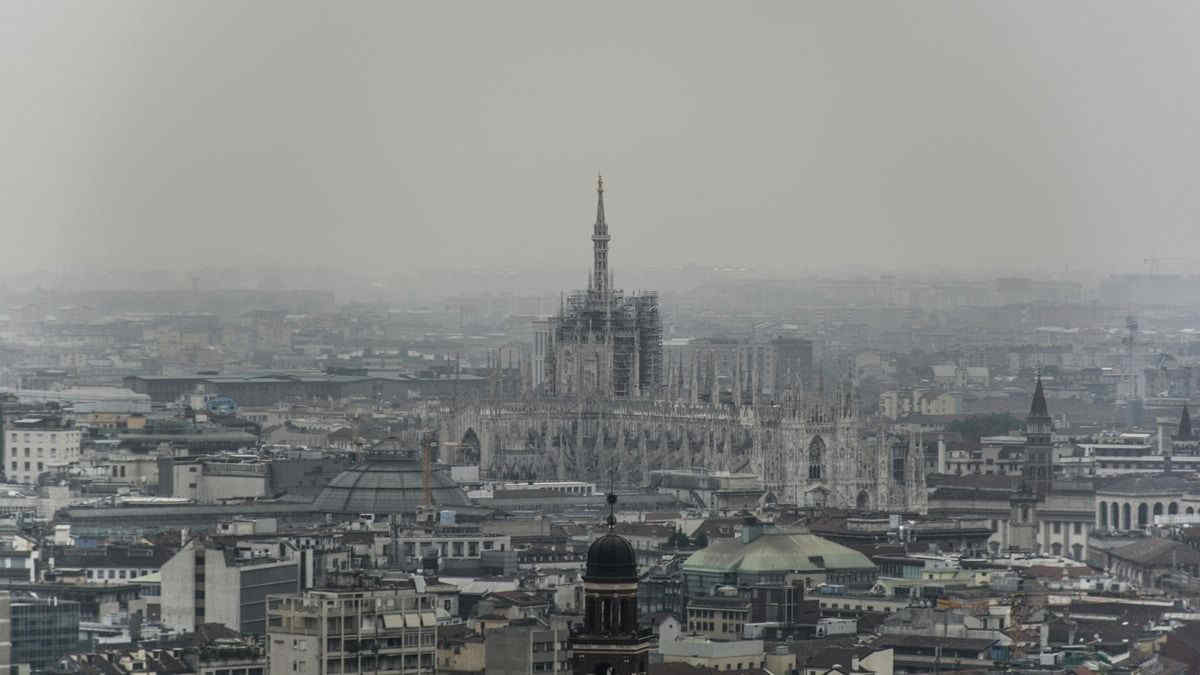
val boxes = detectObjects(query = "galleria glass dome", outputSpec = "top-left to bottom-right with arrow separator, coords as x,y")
312,449 -> 470,516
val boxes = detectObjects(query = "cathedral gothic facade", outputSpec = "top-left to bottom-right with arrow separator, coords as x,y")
450,178 -> 926,512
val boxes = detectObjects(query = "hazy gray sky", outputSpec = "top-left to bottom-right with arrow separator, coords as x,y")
3,1 -> 1199,280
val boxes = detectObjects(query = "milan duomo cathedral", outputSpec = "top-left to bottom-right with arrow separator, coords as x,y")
442,178 -> 926,513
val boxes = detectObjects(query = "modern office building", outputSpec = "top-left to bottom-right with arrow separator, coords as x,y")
160,535 -> 300,635
10,594 -> 80,670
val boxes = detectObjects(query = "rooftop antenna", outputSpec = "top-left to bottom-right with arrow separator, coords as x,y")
421,433 -> 435,518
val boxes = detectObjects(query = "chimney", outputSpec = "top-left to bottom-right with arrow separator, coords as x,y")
740,515 -> 764,544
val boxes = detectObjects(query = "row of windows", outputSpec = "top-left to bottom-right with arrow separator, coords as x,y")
993,518 -> 1087,535
401,540 -> 500,558
821,601 -> 897,612
8,447 -> 76,459
204,668 -> 264,675
11,461 -> 45,472
688,609 -> 744,620
84,568 -> 152,579
9,432 -> 75,441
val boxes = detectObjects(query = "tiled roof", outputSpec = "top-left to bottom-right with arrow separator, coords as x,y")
1108,538 -> 1200,567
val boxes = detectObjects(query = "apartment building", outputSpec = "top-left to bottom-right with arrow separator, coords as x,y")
4,417 -> 81,484
267,577 -> 437,675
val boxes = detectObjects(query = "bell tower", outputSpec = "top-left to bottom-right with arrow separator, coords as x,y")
571,493 -> 655,675
1023,374 -> 1053,496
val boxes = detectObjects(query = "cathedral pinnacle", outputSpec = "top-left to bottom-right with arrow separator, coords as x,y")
591,174 -> 611,296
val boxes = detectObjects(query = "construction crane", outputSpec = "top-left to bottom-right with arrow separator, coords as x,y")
1143,257 -> 1197,275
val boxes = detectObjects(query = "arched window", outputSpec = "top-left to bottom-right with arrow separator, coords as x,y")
808,437 -> 825,481
461,428 -> 481,464
1138,503 -> 1149,527
1099,501 -> 1108,529
1169,502 -> 1179,515
1111,502 -> 1119,529
1154,502 -> 1164,517
1122,503 -> 1131,530
1051,543 -> 1062,556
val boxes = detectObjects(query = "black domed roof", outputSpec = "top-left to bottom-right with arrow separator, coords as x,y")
585,532 -> 637,581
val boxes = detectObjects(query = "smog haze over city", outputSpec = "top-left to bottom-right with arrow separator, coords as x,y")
5,2 -> 1200,297
10,5 -> 1200,672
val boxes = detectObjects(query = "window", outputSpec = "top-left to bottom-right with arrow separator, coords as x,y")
809,436 -> 825,480
1073,522 -> 1082,535
1053,522 -> 1061,534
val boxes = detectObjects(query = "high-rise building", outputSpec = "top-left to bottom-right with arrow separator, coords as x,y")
539,178 -> 663,399
160,535 -> 300,635
770,336 -> 814,399
570,494 -> 654,675
9,594 -> 80,671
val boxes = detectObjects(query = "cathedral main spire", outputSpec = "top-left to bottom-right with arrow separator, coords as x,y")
592,174 -> 610,296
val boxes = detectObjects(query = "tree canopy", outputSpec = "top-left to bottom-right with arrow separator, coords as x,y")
948,413 -> 1022,444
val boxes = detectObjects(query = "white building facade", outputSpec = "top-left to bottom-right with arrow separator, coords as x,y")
5,419 -> 82,484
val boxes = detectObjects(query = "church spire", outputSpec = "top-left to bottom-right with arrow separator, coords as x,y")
1179,404 -> 1193,441
596,174 -> 606,229
1029,372 -> 1049,420
592,174 -> 611,296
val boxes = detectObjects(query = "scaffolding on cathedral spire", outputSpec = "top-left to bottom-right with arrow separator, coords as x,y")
592,174 -> 610,297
